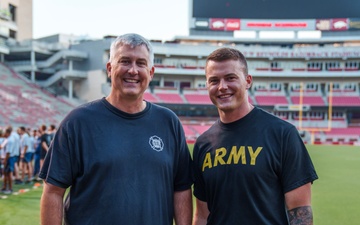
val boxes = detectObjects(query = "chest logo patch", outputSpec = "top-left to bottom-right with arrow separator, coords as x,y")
149,135 -> 164,152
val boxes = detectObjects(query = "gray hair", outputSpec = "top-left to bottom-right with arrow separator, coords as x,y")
109,33 -> 154,68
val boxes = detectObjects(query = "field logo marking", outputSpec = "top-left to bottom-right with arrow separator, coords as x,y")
149,135 -> 164,152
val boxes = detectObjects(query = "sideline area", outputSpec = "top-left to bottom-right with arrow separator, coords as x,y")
0,181 -> 42,200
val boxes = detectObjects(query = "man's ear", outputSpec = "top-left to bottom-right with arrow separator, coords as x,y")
149,66 -> 155,80
106,62 -> 111,78
246,74 -> 253,89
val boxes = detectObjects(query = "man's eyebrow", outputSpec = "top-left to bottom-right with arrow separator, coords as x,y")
137,58 -> 149,64
118,56 -> 147,61
224,73 -> 238,77
118,56 -> 130,60
207,75 -> 218,79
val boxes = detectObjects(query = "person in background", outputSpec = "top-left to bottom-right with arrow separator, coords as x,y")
13,127 -> 21,184
0,128 -> 4,178
192,47 -> 318,225
39,124 -> 50,171
32,129 -> 41,180
1,126 -> 17,194
40,33 -> 193,225
19,126 -> 34,183
48,124 -> 56,141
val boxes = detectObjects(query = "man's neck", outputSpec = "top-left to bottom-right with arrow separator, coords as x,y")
106,96 -> 146,114
219,104 -> 254,124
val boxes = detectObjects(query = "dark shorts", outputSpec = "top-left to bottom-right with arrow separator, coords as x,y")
41,149 -> 47,160
23,152 -> 34,163
14,156 -> 19,164
5,157 -> 16,173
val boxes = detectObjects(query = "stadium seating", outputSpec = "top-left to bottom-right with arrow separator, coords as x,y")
307,68 -> 322,72
0,63 -> 75,128
290,96 -> 325,106
154,64 -> 165,68
184,94 -> 212,104
255,67 -> 270,71
151,86 -> 186,104
330,96 -> 360,106
322,127 -> 360,145
252,82 -> 288,106
191,124 -> 211,134
182,66 -> 198,69
182,124 -> 197,139
344,68 -> 359,71
327,68 -> 343,72
181,122 -> 213,143
324,127 -> 360,136
288,82 -> 327,106
154,93 -> 185,104
183,88 -> 211,105
143,91 -> 159,103
254,95 -> 288,106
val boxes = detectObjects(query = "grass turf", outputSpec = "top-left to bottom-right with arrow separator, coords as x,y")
309,144 -> 360,224
0,144 -> 359,225
0,182 -> 42,225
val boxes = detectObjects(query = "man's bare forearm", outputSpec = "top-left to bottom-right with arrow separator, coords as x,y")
174,189 -> 193,225
40,182 -> 66,225
288,206 -> 313,225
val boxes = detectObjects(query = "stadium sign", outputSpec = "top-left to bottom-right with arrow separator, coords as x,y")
225,19 -> 241,31
210,18 -> 225,30
274,104 -> 310,112
241,50 -> 360,59
194,19 -> 210,30
241,19 -> 314,31
349,18 -> 360,30
316,19 -> 331,30
331,18 -> 348,31
209,18 -> 241,31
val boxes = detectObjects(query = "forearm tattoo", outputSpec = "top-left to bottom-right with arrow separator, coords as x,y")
288,206 -> 313,225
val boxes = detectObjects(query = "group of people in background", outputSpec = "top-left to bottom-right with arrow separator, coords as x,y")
0,124 -> 56,194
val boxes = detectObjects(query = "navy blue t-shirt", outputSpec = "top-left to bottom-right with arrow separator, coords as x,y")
40,98 -> 193,225
193,107 -> 318,225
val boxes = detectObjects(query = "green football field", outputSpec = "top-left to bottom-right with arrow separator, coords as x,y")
0,144 -> 359,225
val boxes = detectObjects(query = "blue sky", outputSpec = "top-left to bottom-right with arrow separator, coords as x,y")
33,0 -> 190,40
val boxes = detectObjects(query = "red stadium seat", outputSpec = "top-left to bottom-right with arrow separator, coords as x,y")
291,96 -> 325,106
255,95 -> 288,106
155,93 -> 185,104
184,94 -> 212,105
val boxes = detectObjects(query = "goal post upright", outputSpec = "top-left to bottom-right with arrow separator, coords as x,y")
297,82 -> 333,144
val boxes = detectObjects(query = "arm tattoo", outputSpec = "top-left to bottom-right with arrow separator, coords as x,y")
288,206 -> 313,225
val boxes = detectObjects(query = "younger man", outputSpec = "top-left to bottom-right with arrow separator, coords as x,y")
193,47 -> 318,225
